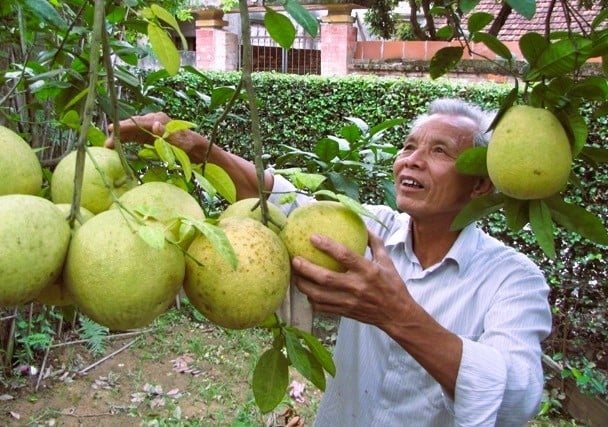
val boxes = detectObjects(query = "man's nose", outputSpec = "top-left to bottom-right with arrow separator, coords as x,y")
399,149 -> 426,169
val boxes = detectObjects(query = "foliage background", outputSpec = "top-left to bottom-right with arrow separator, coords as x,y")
149,71 -> 608,396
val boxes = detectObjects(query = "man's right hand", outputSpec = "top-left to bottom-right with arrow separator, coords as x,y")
105,112 -> 171,147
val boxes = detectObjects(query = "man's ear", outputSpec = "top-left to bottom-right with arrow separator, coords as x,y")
471,177 -> 494,199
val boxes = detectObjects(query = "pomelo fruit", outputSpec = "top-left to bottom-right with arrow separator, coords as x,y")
487,105 -> 572,200
184,217 -> 290,329
219,198 -> 287,233
279,201 -> 368,272
0,195 -> 71,306
64,209 -> 185,331
115,181 -> 205,248
0,126 -> 43,196
51,146 -> 134,214
35,204 -> 94,307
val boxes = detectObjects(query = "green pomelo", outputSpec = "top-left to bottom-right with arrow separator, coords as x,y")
51,147 -> 134,214
219,198 -> 287,233
279,201 -> 368,272
65,209 -> 185,331
184,217 -> 290,330
36,204 -> 94,307
487,105 -> 573,200
0,195 -> 71,306
0,126 -> 43,196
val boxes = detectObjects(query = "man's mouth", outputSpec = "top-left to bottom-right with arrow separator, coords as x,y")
400,177 -> 424,189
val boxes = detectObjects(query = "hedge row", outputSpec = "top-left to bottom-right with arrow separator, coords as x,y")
150,71 -> 608,396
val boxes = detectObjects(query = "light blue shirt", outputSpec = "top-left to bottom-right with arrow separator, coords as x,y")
270,176 -> 552,427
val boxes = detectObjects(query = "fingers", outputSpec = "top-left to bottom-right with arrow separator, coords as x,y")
307,234 -> 367,272
367,230 -> 390,262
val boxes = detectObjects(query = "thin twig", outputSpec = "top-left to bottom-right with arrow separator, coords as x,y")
49,328 -> 153,349
35,316 -> 64,391
78,338 -> 138,375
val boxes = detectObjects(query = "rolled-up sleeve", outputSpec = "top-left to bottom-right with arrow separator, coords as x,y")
443,266 -> 552,426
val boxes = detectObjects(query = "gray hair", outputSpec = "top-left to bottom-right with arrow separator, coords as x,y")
411,98 -> 496,147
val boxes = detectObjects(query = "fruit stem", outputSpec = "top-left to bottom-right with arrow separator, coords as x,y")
238,0 -> 270,226
101,16 -> 136,183
69,0 -> 106,226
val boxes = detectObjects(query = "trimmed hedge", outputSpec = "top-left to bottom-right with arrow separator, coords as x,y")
151,71 -> 608,397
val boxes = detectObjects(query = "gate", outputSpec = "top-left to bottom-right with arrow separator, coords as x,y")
240,24 -> 320,75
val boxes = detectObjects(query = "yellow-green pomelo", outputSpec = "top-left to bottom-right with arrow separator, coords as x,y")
64,209 -> 185,331
279,201 -> 368,272
219,198 -> 287,233
35,204 -> 94,307
51,147 -> 133,214
0,126 -> 43,196
116,182 -> 205,249
0,195 -> 71,306
184,217 -> 290,329
487,106 -> 572,200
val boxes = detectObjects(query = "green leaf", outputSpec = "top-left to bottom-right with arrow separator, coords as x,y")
264,7 -> 296,49
333,193 -> 385,229
567,76 -> 608,101
544,197 -> 608,246
530,38 -> 593,79
505,0 -> 536,19
460,0 -> 481,14
292,172 -> 326,191
436,26 -> 454,40
209,86 -> 237,111
60,110 -> 80,129
455,146 -> 488,176
519,32 -> 549,67
283,0 -> 318,38
285,331 -> 326,390
554,108 -> 587,157
154,138 -> 176,168
450,193 -> 504,230
204,163 -> 237,204
87,126 -> 106,147
150,4 -> 187,49
580,146 -> 608,165
193,171 -> 217,198
467,12 -> 494,34
488,86 -> 518,131
369,118 -> 405,136
429,47 -> 464,79
252,347 -> 289,413
147,22 -> 180,75
314,138 -> 340,162
23,0 -> 67,29
137,224 -> 166,250
473,32 -> 513,60
164,120 -> 197,136
529,200 -> 556,258
287,327 -> 336,376
340,124 -> 362,144
503,197 -> 529,232
171,145 -> 192,182
188,219 -> 238,270
345,117 -> 369,134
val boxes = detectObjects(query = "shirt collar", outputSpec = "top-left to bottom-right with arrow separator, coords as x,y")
383,213 -> 479,272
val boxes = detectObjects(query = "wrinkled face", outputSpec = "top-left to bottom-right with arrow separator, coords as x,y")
392,114 -> 481,222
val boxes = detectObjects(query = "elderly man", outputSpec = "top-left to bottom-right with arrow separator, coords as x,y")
107,98 -> 552,426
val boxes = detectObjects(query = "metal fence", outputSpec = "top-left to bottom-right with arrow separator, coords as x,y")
241,25 -> 320,75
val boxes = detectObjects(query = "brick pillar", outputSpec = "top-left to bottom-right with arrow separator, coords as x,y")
194,8 -> 238,71
320,4 -> 357,76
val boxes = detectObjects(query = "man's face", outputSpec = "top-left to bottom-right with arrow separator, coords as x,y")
392,114 -> 481,222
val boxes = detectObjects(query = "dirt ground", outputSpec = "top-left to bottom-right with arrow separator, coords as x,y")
0,309 -> 325,427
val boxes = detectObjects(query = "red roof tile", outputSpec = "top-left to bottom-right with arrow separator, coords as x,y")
467,0 -> 604,41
